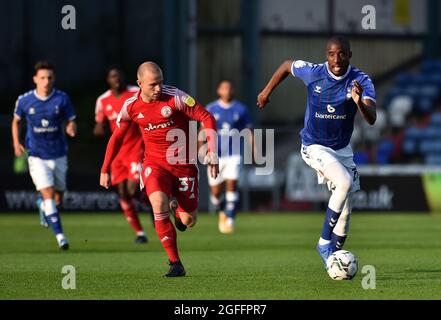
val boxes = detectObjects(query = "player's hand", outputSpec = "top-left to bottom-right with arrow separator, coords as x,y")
13,143 -> 25,157
351,80 -> 363,105
100,173 -> 111,189
256,91 -> 270,109
203,152 -> 219,179
66,121 -> 77,137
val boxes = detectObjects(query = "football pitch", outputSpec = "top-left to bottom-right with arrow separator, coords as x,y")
1,212 -> 441,300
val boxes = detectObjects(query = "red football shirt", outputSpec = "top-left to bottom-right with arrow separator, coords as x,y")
112,85 -> 216,167
95,86 -> 143,161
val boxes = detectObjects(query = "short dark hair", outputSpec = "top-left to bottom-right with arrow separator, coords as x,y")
34,61 -> 54,75
217,79 -> 234,88
107,64 -> 124,76
327,36 -> 351,52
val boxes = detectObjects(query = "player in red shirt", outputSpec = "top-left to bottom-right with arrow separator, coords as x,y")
100,62 -> 218,277
94,65 -> 149,244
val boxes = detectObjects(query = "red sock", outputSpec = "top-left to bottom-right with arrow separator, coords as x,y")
119,199 -> 143,234
154,212 -> 180,263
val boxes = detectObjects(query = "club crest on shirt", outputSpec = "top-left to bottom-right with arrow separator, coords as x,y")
161,106 -> 173,118
144,167 -> 152,178
184,95 -> 196,107
41,119 -> 49,127
29,107 -> 35,115
327,104 -> 336,113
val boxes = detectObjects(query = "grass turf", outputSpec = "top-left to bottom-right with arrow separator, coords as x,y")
1,212 -> 441,299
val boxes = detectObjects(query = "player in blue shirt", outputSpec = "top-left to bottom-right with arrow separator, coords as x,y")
202,80 -> 253,234
257,37 -> 377,268
11,61 -> 77,250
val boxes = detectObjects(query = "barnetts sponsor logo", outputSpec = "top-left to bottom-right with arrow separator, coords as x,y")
315,112 -> 347,120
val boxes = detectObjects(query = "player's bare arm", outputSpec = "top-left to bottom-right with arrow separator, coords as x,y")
351,80 -> 377,125
66,120 -> 77,137
100,121 -> 130,189
93,121 -> 106,137
257,59 -> 294,109
11,116 -> 25,157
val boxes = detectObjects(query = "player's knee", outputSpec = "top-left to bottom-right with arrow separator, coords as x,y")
337,174 -> 352,195
180,212 -> 197,227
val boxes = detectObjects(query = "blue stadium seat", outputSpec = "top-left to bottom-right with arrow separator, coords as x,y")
421,59 -> 441,74
402,138 -> 417,155
430,113 -> 441,126
404,127 -> 424,139
423,126 -> 441,139
425,153 -> 441,165
419,140 -> 441,153
376,140 -> 395,164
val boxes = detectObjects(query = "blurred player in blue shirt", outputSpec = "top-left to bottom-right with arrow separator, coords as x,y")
202,80 -> 253,234
257,37 -> 376,268
11,61 -> 77,250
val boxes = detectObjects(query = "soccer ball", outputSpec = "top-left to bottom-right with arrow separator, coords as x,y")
326,250 -> 358,280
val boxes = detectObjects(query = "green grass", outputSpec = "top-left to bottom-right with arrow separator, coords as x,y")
1,212 -> 441,299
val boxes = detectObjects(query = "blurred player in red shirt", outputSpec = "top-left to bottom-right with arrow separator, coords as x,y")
94,65 -> 149,244
100,62 -> 218,277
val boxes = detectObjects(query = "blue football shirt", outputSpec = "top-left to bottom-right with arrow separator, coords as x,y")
14,89 -> 76,159
291,60 -> 376,150
206,99 -> 253,157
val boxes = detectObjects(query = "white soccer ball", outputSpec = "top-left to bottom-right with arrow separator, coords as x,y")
326,250 -> 358,280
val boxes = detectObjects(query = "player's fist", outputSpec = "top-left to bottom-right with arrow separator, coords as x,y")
66,121 -> 77,137
257,91 -> 270,109
100,173 -> 111,189
203,151 -> 219,179
351,80 -> 363,105
13,143 -> 25,157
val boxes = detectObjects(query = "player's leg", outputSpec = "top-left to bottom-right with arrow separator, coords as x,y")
315,160 -> 352,266
174,165 -> 200,229
221,179 -> 239,234
221,156 -> 242,234
149,190 -> 185,277
331,194 -> 353,252
117,179 -> 148,243
52,156 -> 70,249
143,165 -> 184,277
301,145 -> 352,267
29,156 -> 68,249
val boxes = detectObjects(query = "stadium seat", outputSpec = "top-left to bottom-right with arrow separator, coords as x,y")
402,138 -> 417,155
430,113 -> 441,126
425,153 -> 441,165
419,140 -> 441,154
423,126 -> 441,139
376,140 -> 395,164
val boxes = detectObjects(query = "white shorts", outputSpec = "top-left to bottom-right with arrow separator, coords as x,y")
28,156 -> 68,191
208,155 -> 242,186
300,144 -> 360,193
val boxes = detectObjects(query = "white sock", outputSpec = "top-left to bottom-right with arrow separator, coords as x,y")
226,217 -> 234,226
136,231 -> 145,237
56,234 -> 65,242
319,237 -> 331,245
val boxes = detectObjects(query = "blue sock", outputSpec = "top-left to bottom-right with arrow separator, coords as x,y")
225,201 -> 238,219
225,192 -> 239,219
331,233 -> 347,251
321,207 -> 340,241
46,212 -> 64,235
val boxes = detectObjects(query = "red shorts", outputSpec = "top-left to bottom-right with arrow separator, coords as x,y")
111,154 -> 142,186
140,162 -> 199,214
